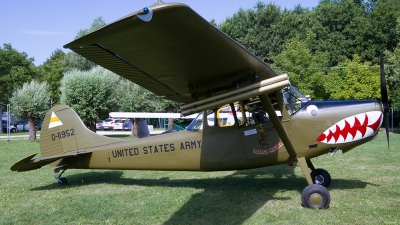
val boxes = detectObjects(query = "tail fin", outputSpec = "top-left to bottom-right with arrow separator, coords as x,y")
40,105 -> 120,157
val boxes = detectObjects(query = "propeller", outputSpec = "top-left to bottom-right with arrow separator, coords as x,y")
380,53 -> 390,150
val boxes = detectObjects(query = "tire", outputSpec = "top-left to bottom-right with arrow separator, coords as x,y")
11,128 -> 16,133
310,168 -> 331,187
301,184 -> 330,209
59,177 -> 68,185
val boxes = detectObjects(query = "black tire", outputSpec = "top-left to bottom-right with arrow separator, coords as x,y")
59,177 -> 68,185
301,184 -> 330,209
310,168 -> 331,187
11,128 -> 16,133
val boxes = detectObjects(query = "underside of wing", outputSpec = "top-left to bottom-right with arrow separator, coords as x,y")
64,1 -> 277,103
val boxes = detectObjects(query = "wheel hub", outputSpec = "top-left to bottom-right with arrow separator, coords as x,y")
309,193 -> 323,205
315,175 -> 324,185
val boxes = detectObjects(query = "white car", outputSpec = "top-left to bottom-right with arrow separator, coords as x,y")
2,120 -> 17,133
101,118 -> 114,130
113,119 -> 125,130
16,122 -> 38,131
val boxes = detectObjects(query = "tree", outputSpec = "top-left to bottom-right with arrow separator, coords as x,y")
62,17 -> 106,73
0,43 -> 37,104
272,36 -> 329,100
60,66 -> 119,131
10,81 -> 50,141
37,49 -> 65,106
323,54 -> 380,100
111,78 -> 180,136
219,2 -> 311,62
386,37 -> 400,111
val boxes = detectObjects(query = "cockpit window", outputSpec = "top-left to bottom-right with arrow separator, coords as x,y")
216,104 -> 245,127
282,86 -> 308,115
186,110 -> 215,131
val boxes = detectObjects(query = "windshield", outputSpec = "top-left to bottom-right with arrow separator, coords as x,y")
186,110 -> 215,131
282,86 -> 308,115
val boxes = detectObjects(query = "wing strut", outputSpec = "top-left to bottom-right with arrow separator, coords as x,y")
259,94 -> 297,160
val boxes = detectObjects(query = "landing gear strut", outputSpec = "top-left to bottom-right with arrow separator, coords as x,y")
55,168 -> 68,185
297,157 -> 331,209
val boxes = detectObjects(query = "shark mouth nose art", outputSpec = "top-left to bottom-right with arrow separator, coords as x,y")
317,111 -> 383,144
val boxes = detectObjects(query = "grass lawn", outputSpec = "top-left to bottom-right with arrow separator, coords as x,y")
0,133 -> 399,224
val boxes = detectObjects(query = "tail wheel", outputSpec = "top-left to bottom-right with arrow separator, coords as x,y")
310,168 -> 331,187
59,177 -> 68,185
301,184 -> 330,209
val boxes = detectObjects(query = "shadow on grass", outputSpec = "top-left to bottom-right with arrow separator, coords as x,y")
30,165 -> 376,224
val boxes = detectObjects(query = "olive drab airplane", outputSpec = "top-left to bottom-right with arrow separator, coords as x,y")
11,1 -> 390,209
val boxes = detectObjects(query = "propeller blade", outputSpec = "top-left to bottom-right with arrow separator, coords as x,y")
380,53 -> 390,150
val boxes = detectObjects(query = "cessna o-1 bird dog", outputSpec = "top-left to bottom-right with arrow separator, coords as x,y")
11,1 -> 389,209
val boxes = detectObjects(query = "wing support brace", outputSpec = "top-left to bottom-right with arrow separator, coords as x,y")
259,94 -> 315,185
258,94 -> 297,160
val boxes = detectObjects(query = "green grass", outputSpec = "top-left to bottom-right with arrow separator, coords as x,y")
1,134 -> 399,224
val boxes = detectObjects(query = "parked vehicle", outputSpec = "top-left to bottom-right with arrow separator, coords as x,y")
101,118 -> 114,130
123,120 -> 132,130
2,120 -> 17,133
113,119 -> 125,130
16,121 -> 39,132
96,120 -> 104,130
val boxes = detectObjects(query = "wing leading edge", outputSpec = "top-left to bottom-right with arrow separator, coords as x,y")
64,1 -> 277,103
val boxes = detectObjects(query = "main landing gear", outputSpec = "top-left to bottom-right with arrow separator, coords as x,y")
55,167 -> 68,185
297,157 -> 331,209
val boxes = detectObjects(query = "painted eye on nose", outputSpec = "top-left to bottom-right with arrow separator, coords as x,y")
307,105 -> 319,116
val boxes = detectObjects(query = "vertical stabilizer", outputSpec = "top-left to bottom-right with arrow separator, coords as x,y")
40,105 -> 121,157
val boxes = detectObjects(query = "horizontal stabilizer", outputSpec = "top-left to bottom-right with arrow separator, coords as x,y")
10,151 -> 91,172
10,153 -> 58,172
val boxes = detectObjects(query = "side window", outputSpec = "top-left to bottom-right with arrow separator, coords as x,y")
216,104 -> 245,127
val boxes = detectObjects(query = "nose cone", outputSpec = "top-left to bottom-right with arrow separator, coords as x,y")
308,100 -> 383,144
317,111 -> 383,144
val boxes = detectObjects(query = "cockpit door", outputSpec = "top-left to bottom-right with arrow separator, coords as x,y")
239,110 -> 282,160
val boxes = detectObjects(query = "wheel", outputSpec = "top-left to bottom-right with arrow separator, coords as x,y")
58,177 -> 68,185
301,184 -> 330,209
310,168 -> 331,187
11,128 -> 16,133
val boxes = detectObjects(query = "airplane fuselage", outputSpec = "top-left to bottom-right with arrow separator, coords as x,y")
64,99 -> 382,172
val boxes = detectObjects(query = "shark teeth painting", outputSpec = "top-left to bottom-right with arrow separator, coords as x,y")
317,111 -> 383,144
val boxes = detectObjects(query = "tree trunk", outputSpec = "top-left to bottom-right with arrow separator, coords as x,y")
27,114 -> 36,141
167,103 -> 174,130
88,124 -> 96,132
132,118 -> 139,137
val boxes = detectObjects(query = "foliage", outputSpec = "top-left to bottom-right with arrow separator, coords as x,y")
386,42 -> 400,111
60,66 -> 119,127
9,80 -> 50,140
272,36 -> 329,100
112,78 -> 173,113
62,17 -> 106,73
37,49 -> 65,106
0,43 -> 37,104
219,3 -> 311,62
323,54 -> 381,100
111,78 -> 180,132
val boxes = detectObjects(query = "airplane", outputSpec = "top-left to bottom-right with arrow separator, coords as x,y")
11,1 -> 389,209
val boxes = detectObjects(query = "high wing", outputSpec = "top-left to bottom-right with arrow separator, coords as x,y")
63,1 -> 277,103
